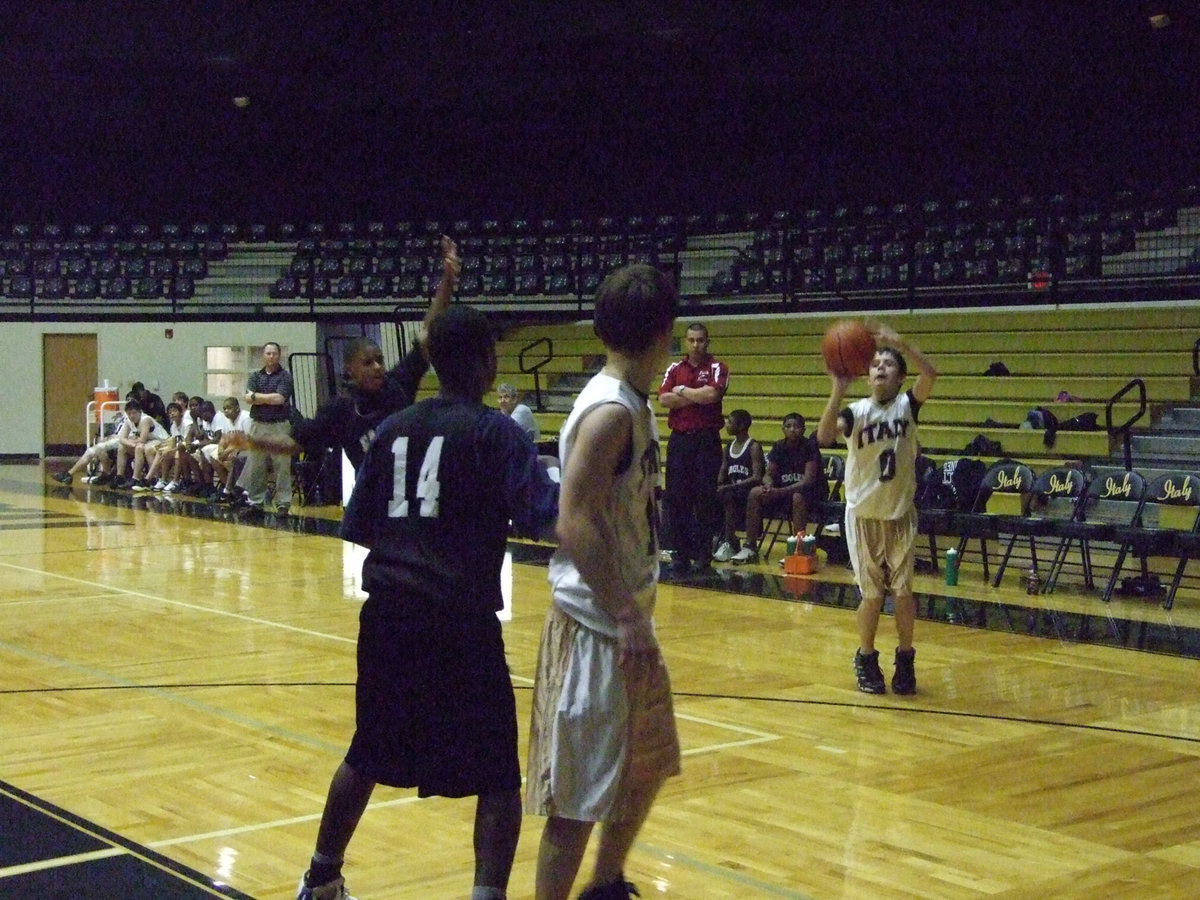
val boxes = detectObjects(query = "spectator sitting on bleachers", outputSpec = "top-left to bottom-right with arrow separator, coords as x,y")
53,409 -> 133,486
113,400 -> 169,489
144,402 -> 187,490
713,409 -> 765,562
181,394 -> 203,430
166,400 -> 217,494
209,397 -> 252,502
496,382 -> 540,442
730,412 -> 827,564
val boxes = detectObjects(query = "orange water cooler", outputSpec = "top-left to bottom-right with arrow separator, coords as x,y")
94,382 -> 120,439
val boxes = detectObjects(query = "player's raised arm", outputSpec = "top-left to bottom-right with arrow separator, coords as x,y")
817,374 -> 853,447
875,324 -> 938,404
419,235 -> 460,345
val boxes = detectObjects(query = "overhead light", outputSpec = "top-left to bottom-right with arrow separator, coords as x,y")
1150,13 -> 1170,28
233,96 -> 250,108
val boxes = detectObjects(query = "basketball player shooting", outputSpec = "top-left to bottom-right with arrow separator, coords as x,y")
816,322 -> 938,696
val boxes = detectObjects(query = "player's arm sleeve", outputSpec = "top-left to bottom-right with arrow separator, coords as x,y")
388,346 -> 430,407
491,416 -> 558,538
290,408 -> 330,455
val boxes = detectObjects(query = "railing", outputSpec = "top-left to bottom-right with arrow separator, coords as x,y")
1106,378 -> 1147,472
287,352 -> 336,419
519,338 -> 554,411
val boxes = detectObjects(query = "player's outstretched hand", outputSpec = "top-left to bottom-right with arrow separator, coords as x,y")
441,235 -> 460,279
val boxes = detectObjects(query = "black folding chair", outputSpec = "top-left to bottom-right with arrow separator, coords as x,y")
991,466 -> 1086,588
1044,468 -> 1146,595
1104,471 -> 1200,603
953,460 -> 1035,583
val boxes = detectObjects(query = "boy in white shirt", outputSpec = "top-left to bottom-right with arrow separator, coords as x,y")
817,324 -> 937,695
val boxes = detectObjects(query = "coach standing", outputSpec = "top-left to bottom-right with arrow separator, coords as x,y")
240,341 -> 295,514
658,321 -> 729,575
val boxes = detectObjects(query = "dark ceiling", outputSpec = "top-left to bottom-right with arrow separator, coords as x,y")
3,0 -> 1198,223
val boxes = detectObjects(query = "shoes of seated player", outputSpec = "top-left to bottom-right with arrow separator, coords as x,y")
163,480 -> 181,493
853,649 -> 887,694
713,540 -> 735,562
131,479 -> 153,491
578,877 -> 642,899
892,647 -> 917,695
730,545 -> 759,564
53,472 -> 73,485
296,873 -> 356,900
152,479 -> 170,491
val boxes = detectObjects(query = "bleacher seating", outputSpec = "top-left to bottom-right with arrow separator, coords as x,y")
1,185 -> 1196,318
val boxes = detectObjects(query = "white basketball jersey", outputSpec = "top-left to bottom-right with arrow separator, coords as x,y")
549,372 -> 661,637
842,389 -> 921,520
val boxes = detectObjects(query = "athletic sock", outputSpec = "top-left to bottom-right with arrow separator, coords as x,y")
471,887 -> 505,900
307,853 -> 343,887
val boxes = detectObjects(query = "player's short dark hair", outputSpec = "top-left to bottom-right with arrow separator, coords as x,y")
343,337 -> 380,364
877,346 -> 908,376
593,264 -> 677,355
167,402 -> 183,415
124,399 -> 142,413
427,305 -> 495,393
783,412 -> 805,430
727,408 -> 752,431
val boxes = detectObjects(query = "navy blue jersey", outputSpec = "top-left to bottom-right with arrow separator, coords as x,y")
767,434 -> 827,499
342,396 -> 558,613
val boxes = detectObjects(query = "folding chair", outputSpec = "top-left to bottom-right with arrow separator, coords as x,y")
990,466 -> 1086,587
1044,468 -> 1146,595
1103,471 -> 1200,603
952,460 -> 1035,582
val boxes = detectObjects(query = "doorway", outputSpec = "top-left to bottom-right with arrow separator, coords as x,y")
44,333 -> 98,457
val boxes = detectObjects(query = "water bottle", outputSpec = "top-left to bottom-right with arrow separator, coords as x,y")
944,546 -> 959,586
786,534 -> 799,555
1026,567 -> 1042,595
801,534 -> 817,556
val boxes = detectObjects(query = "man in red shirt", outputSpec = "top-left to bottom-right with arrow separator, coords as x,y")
657,322 -> 729,575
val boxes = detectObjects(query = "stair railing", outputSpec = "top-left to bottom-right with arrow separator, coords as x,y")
520,338 -> 554,411
1106,377 -> 1147,472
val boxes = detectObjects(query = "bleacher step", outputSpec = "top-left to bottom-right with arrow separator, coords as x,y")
1129,433 -> 1200,457
1160,407 -> 1200,430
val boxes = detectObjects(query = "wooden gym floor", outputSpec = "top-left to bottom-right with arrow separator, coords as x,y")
6,461 -> 1200,899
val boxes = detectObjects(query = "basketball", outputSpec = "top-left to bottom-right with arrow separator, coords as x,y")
821,320 -> 877,377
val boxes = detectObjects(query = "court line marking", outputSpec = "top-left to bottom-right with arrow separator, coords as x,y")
0,561 -> 357,645
0,785 -> 251,897
0,560 -> 781,752
0,848 -> 126,878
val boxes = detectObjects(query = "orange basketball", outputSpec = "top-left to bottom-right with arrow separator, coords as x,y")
821,320 -> 877,377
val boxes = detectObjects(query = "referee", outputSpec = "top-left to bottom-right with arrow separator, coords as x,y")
657,322 -> 729,576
